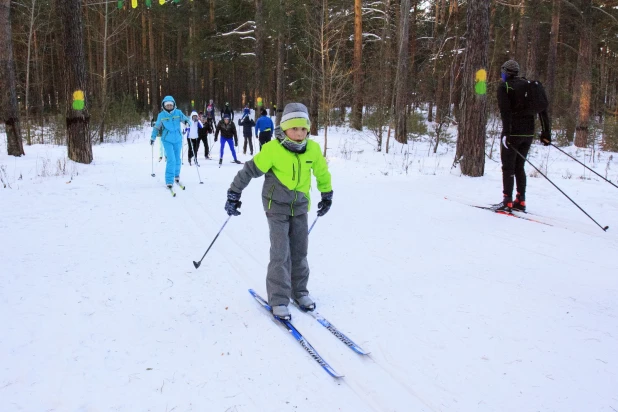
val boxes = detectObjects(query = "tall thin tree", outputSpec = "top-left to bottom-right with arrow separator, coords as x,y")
59,0 -> 92,163
0,0 -> 24,156
350,0 -> 363,130
393,0 -> 411,144
454,0 -> 490,177
545,0 -> 560,120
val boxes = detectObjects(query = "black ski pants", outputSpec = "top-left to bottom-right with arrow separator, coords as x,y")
197,135 -> 209,158
501,136 -> 533,199
243,134 -> 254,155
258,131 -> 273,151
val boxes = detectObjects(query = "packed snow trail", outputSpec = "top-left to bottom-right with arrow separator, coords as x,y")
1,127 -> 617,411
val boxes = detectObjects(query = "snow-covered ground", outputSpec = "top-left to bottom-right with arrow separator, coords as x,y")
1,117 -> 617,412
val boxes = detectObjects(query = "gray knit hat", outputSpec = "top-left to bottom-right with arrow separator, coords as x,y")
501,59 -> 520,75
280,102 -> 311,131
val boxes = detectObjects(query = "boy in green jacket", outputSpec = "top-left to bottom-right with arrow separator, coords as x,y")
224,103 -> 333,320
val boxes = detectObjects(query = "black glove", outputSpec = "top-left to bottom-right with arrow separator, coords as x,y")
317,191 -> 333,217
150,139 -> 155,146
225,190 -> 242,216
234,138 -> 238,147
540,132 -> 552,146
214,136 -> 218,142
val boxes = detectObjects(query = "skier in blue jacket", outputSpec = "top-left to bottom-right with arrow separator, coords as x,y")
150,96 -> 191,188
254,109 -> 274,151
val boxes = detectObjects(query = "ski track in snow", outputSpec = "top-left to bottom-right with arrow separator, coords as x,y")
1,122 -> 618,411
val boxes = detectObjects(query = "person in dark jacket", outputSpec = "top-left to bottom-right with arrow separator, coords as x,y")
496,59 -> 551,212
255,109 -> 274,151
198,112 -> 212,159
215,114 -> 241,165
220,102 -> 234,121
239,116 -> 256,155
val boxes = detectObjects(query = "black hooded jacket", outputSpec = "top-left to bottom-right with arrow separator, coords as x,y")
497,76 -> 550,139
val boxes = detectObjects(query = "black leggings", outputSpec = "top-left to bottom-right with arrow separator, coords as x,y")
501,136 -> 533,198
198,135 -> 209,157
258,131 -> 272,151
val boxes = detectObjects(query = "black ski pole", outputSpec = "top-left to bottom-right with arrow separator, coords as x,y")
189,138 -> 204,184
512,147 -> 609,232
308,216 -> 319,234
193,216 -> 231,269
151,145 -> 155,177
550,143 -> 618,190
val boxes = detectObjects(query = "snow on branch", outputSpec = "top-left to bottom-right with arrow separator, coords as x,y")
362,7 -> 385,15
219,21 -> 255,37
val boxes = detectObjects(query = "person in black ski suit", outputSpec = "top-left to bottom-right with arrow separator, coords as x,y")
221,102 -> 234,121
239,116 -> 256,155
496,59 -> 551,212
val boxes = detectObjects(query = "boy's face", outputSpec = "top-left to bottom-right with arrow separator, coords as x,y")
192,115 -> 198,121
285,127 -> 308,142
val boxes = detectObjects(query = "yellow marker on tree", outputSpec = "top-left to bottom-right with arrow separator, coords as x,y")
159,0 -> 165,4
72,90 -> 85,111
132,0 -> 137,8
475,69 -> 487,95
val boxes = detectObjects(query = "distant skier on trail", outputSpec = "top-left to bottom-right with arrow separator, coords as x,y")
205,99 -> 216,128
198,112 -> 212,159
214,114 -> 241,165
220,102 -> 234,121
151,96 -> 191,189
496,59 -> 551,212
239,115 -> 256,156
186,111 -> 203,166
255,109 -> 274,151
224,102 -> 333,320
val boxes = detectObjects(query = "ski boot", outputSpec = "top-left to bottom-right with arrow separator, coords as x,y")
219,158 -> 223,166
295,296 -> 316,312
512,193 -> 526,212
494,195 -> 513,213
232,159 -> 242,164
272,305 -> 291,320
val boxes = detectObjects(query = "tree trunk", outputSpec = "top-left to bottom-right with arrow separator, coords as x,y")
350,0 -> 363,130
574,0 -> 592,148
254,0 -> 265,107
275,1 -> 286,127
525,1 -> 539,80
393,0 -> 411,144
0,0 -> 25,156
515,0 -> 528,76
148,9 -> 158,118
25,0 -> 37,146
455,0 -> 489,177
99,0 -> 109,144
545,0 -> 560,120
59,0 -> 92,164
309,47 -> 319,136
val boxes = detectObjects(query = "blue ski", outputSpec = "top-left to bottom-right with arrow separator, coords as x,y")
248,289 -> 344,379
292,302 -> 370,356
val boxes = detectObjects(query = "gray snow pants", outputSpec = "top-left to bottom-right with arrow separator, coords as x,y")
266,212 -> 310,307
